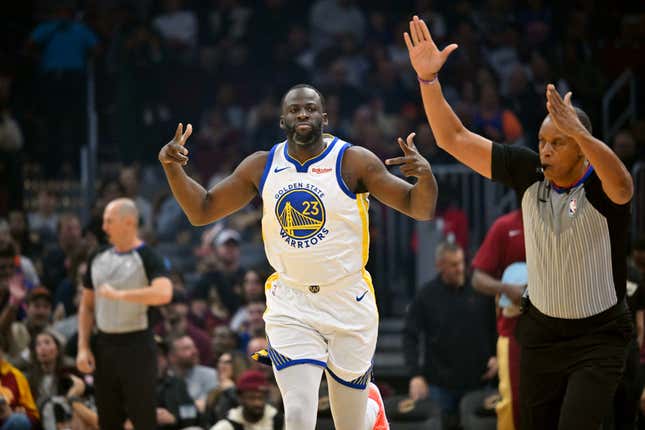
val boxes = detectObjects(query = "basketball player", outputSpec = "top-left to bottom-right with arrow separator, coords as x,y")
405,15 -> 633,429
158,84 -> 438,430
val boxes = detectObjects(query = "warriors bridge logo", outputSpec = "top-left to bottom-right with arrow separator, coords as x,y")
275,186 -> 329,248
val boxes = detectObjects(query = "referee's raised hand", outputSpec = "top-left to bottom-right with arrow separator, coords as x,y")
159,123 -> 193,166
404,15 -> 458,81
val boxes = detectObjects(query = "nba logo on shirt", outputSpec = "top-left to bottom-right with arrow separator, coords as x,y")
568,197 -> 577,217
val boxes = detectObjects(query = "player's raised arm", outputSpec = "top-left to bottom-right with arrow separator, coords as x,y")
347,132 -> 437,221
159,123 -> 265,226
406,15 -> 493,179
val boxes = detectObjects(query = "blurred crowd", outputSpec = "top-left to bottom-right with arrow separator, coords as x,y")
0,0 -> 644,429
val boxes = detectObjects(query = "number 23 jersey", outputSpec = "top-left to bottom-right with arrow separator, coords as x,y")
259,135 -> 370,287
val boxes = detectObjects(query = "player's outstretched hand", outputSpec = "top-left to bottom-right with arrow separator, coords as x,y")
404,15 -> 458,80
385,132 -> 433,179
159,123 -> 193,166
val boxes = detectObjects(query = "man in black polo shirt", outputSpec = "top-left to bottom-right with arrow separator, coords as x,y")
76,198 -> 173,430
403,16 -> 634,429
403,241 -> 496,429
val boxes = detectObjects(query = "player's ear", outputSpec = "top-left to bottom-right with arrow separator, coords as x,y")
279,116 -> 285,130
322,113 -> 328,126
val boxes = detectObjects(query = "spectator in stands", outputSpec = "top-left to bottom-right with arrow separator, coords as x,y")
27,190 -> 59,242
0,242 -> 27,357
153,0 -> 199,63
0,348 -> 39,429
634,238 -> 645,277
7,211 -> 42,263
246,336 -> 282,408
203,351 -> 248,426
187,285 -> 231,335
0,220 -> 40,289
0,73 -> 24,215
211,325 -> 243,364
485,26 -> 521,94
434,184 -> 469,252
155,336 -> 201,430
41,213 -> 83,294
210,370 -> 283,430
52,268 -> 83,343
26,1 -> 99,178
160,293 -> 214,366
612,130 -> 639,172
119,166 -> 153,231
154,190 -> 194,242
506,64 -> 543,148
229,269 -> 266,332
52,246 -> 88,322
230,269 -> 267,332
109,7 -> 169,165
96,179 -> 126,211
60,373 -> 98,430
309,0 -> 366,52
232,301 -> 266,353
607,265 -> 645,430
24,330 -> 76,429
168,334 -> 218,413
403,241 -> 497,429
191,229 -> 246,317
472,208 -> 526,430
416,122 -> 455,164
473,82 -> 524,144
7,288 -> 55,367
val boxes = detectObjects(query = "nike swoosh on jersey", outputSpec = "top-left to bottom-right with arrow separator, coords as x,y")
274,166 -> 290,173
508,230 -> 522,237
356,291 -> 368,302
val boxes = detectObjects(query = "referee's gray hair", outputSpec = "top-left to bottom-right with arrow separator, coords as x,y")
435,240 -> 462,261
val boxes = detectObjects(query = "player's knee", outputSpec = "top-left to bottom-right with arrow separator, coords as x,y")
284,396 -> 317,429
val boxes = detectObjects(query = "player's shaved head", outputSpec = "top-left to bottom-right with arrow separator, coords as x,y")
282,84 -> 326,111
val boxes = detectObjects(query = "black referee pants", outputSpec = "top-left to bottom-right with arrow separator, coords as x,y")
94,329 -> 157,430
516,301 -> 632,430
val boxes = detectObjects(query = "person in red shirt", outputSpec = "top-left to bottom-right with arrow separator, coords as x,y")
472,209 -> 525,430
0,349 -> 39,429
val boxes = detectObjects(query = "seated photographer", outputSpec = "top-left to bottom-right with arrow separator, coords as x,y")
0,349 -> 39,429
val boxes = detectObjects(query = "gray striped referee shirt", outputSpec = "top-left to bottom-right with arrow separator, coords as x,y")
84,244 -> 168,333
492,143 -> 630,319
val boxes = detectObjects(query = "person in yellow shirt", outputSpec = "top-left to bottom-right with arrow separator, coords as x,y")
0,349 -> 39,429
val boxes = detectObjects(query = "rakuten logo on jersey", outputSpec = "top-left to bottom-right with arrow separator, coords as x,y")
312,167 -> 332,174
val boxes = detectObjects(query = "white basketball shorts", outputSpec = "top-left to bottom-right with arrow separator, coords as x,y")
263,270 -> 378,389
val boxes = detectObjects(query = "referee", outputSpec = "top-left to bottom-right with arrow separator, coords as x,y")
76,198 -> 173,430
404,16 -> 634,429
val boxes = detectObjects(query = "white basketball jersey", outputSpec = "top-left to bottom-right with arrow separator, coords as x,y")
260,134 -> 369,286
